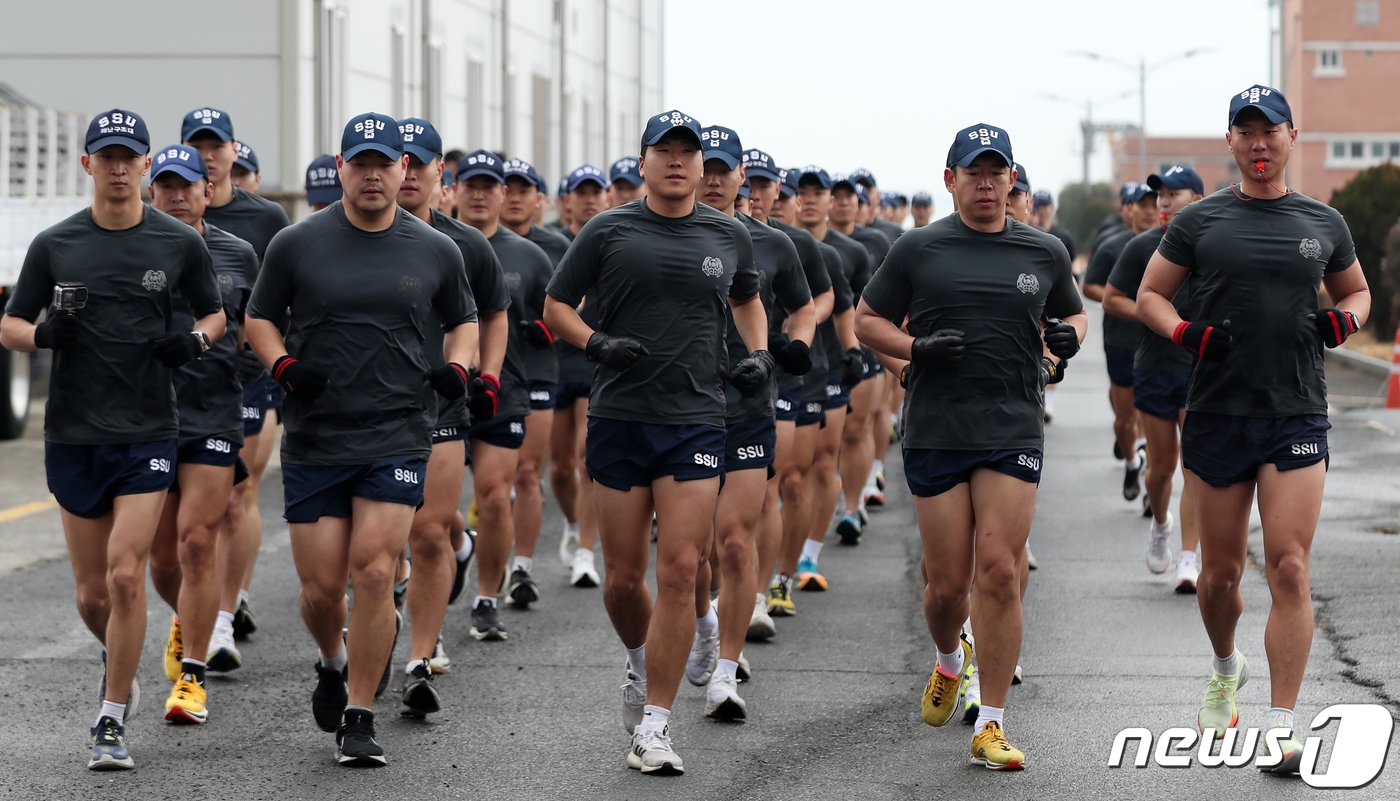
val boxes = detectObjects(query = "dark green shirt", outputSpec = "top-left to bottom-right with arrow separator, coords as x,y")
1106,227 -> 1192,374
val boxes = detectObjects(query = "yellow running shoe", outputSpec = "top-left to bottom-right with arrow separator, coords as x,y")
921,637 -> 972,727
466,497 -> 480,529
971,721 -> 1026,770
163,675 -> 208,725
163,615 -> 183,683
766,577 -> 796,617
1196,653 -> 1248,738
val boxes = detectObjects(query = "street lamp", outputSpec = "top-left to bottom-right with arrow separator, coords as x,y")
1070,48 -> 1212,179
1037,89 -> 1136,186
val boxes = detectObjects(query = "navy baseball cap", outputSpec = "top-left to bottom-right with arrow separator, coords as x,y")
442,170 -> 455,190
557,178 -> 570,197
851,168 -> 877,188
738,181 -> 751,199
398,118 -> 443,164
1125,183 -> 1156,204
456,149 -> 504,183
233,141 -> 259,173
700,125 -> 743,170
341,112 -> 402,161
305,154 -> 341,205
504,158 -> 543,190
181,107 -> 234,143
566,164 -> 608,191
640,109 -> 703,150
911,191 -> 933,206
854,184 -> 870,204
1012,162 -> 1030,193
1118,181 -> 1141,204
797,165 -> 834,190
779,168 -> 797,199
609,157 -> 643,187
1147,164 -> 1205,195
831,172 -> 858,194
742,149 -> 781,183
1228,84 -> 1292,127
946,123 -> 1014,169
150,144 -> 208,183
1032,189 -> 1053,211
85,108 -> 149,155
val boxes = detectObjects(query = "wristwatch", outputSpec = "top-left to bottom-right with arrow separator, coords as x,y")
193,330 -> 212,353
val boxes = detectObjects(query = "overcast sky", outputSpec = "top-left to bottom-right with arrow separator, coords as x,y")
662,0 -> 1272,212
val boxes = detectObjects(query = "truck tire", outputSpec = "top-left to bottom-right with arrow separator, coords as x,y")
0,347 -> 32,440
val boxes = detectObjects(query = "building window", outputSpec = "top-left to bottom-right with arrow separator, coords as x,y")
1351,141 -> 1365,158
1316,49 -> 1344,77
1332,142 -> 1347,159
1326,137 -> 1400,168
1357,0 -> 1380,26
1391,142 -> 1400,159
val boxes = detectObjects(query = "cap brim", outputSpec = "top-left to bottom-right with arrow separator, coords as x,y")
1146,174 -> 1165,191
952,146 -> 1013,168
832,180 -> 858,193
567,177 -> 608,191
745,167 -> 781,183
779,186 -> 796,198
798,174 -> 833,190
150,163 -> 207,183
642,128 -> 702,148
455,167 -> 504,183
342,142 -> 403,161
703,152 -> 740,170
404,144 -> 442,165
1013,181 -> 1030,193
182,125 -> 232,143
86,136 -> 149,156
306,187 -> 341,205
610,174 -> 644,187
1230,106 -> 1289,126
234,158 -> 258,172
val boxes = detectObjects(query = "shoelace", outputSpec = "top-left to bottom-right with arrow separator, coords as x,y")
929,668 -> 956,706
1201,673 -> 1236,707
635,729 -> 672,753
95,720 -> 123,746
173,678 -> 201,702
979,722 -> 1013,752
622,672 -> 647,704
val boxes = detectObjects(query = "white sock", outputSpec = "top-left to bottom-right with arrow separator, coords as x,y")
97,701 -> 126,727
216,610 -> 235,631
320,647 -> 347,673
1127,453 -> 1143,470
513,555 -> 533,574
936,645 -> 965,677
456,537 -> 475,562
626,644 -> 646,678
404,657 -> 429,675
714,659 -> 738,681
1179,550 -> 1197,567
873,458 -> 884,475
638,704 -> 671,734
975,704 -> 1005,733
696,605 -> 719,637
1133,437 -> 1147,452
473,595 -> 498,609
801,538 -> 823,564
1213,650 -> 1240,677
1152,514 -> 1173,534
563,520 -> 580,537
1265,707 -> 1295,731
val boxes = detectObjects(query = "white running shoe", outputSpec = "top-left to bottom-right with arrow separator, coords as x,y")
1024,540 -> 1039,571
1175,551 -> 1200,594
1012,664 -> 1024,685
736,652 -> 751,683
621,668 -> 647,734
570,548 -> 600,588
705,672 -> 748,721
429,636 -> 451,674
685,628 -> 719,686
747,593 -> 777,641
1147,513 -> 1174,574
206,626 -> 243,673
627,726 -> 684,775
558,522 -> 580,567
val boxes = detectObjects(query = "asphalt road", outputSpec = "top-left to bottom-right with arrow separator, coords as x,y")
1,308 -> 1397,799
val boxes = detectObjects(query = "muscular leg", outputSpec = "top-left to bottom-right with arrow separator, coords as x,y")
1177,411 -> 1200,555
1109,384 -> 1139,465
647,476 -> 721,710
1256,462 -> 1325,710
574,401 -> 599,552
512,408 -> 553,559
915,484 -> 975,658
1141,413 -> 1180,526
840,379 -> 877,511
89,491 -> 168,704
596,483 -> 656,648
288,516 -> 352,666
966,471 -> 1036,709
344,499 -> 416,707
218,430 -> 259,618
777,421 -> 819,577
63,510 -> 116,642
757,420 -> 795,593
803,406 -> 846,550
1189,473 -> 1255,660
471,441 -> 522,599
149,493 -> 182,609
173,464 -> 236,663
407,440 -> 466,662
714,469 -> 766,661
549,403 -> 580,527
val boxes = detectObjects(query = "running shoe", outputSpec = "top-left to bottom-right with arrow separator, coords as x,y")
469,599 -> 508,641
922,637 -> 972,727
87,716 -> 134,771
393,576 -> 408,612
1197,653 -> 1249,738
207,626 -> 243,674
448,529 -> 477,605
1259,727 -> 1305,775
705,672 -> 747,721
1113,440 -> 1124,460
747,592 -> 777,641
1175,553 -> 1200,594
98,650 -> 141,722
312,661 -> 348,732
1147,513 -> 1174,574
796,556 -> 828,591
232,596 -> 257,640
558,522 -> 580,567
570,548 -> 600,588
736,652 -> 751,683
767,576 -> 796,616
163,673 -> 208,725
627,725 -> 684,775
466,496 -> 480,529
835,510 -> 863,546
621,668 -> 647,734
857,505 -> 870,528
376,609 -> 402,698
1123,451 -> 1144,501
686,628 -> 719,686
400,660 -> 441,719
971,721 -> 1026,770
429,636 -> 451,674
336,708 -> 387,767
507,567 -> 541,608
1012,664 -> 1024,685
1025,541 -> 1039,571
875,466 -> 886,491
863,485 -> 884,509
960,664 -> 982,724
1142,493 -> 1154,518
163,614 -> 183,683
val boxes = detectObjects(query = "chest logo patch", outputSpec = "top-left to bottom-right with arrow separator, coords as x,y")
1299,238 -> 1322,260
504,271 -> 522,290
142,270 -> 167,292
399,275 -> 422,296
1015,273 -> 1040,295
701,256 -> 724,278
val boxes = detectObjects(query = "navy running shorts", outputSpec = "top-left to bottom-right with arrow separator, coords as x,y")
724,417 -> 777,474
902,447 -> 1043,498
1182,412 -> 1330,488
798,400 -> 826,428
1105,344 -> 1135,388
824,373 -> 851,410
585,418 -> 725,490
241,379 -> 267,437
266,382 -> 284,411
529,381 -> 558,411
1132,368 -> 1190,421
281,456 -> 428,523
174,435 -> 248,489
775,385 -> 801,422
466,416 -> 526,456
555,380 -> 591,410
431,425 -> 465,445
862,348 -> 885,379
45,439 -> 178,519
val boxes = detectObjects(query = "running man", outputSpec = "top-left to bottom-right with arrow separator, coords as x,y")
544,109 -> 767,776
231,141 -> 261,191
1,108 -> 225,770
245,112 -> 478,766
1137,86 -> 1369,773
851,168 -> 905,243
609,156 -> 645,205
855,123 -> 1085,770
910,192 -> 935,228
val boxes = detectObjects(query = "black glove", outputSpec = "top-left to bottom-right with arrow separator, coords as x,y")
1041,357 -> 1067,385
468,371 -> 500,422
1043,318 -> 1080,361
520,319 -> 555,349
899,363 -> 910,389
772,336 -> 812,376
426,362 -> 469,400
729,349 -> 777,397
272,354 -> 329,402
150,332 -> 205,368
910,329 -> 966,368
840,347 -> 865,386
1310,308 -> 1359,349
1172,319 -> 1233,361
32,313 -> 81,350
586,331 -> 649,371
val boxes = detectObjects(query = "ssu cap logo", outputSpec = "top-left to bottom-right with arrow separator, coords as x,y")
1242,86 -> 1272,104
355,118 -> 385,139
968,127 -> 999,146
98,113 -> 137,135
191,108 -> 221,124
156,147 -> 192,166
661,111 -> 694,127
400,122 -> 425,142
701,129 -> 729,148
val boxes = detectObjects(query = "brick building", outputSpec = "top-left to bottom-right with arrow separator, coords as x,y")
1108,134 -> 1236,192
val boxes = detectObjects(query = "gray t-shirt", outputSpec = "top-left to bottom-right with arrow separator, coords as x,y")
1106,227 -> 1192,374
425,210 -> 501,429
547,200 -> 759,427
6,207 -> 221,444
204,187 -> 290,383
247,203 -> 475,463
488,226 -> 554,417
1084,227 -> 1144,350
552,226 -> 602,385
862,215 -> 1082,450
522,224 -> 571,384
172,223 -> 256,441
1157,188 -> 1357,417
769,219 -> 834,390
